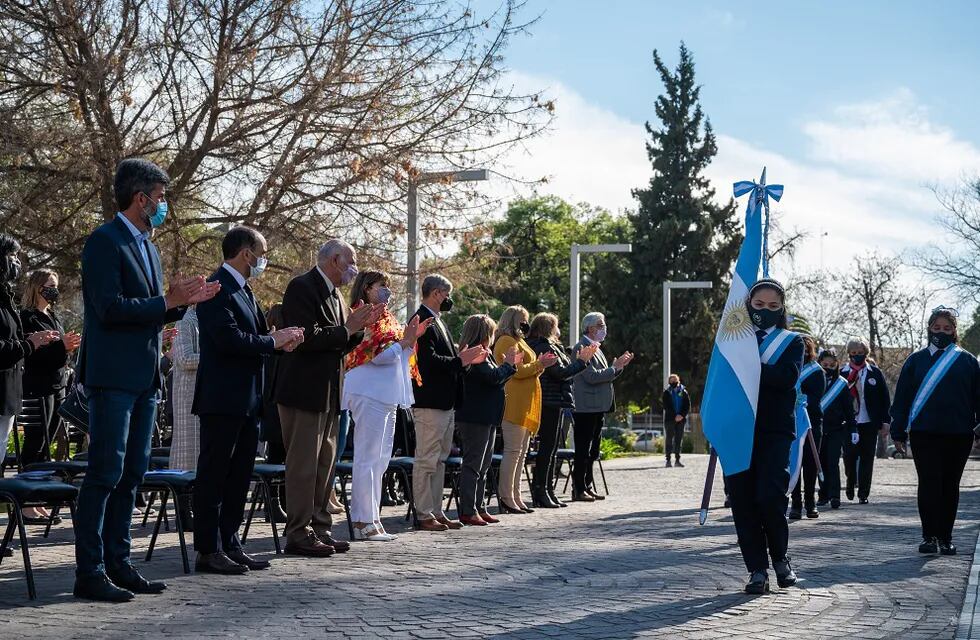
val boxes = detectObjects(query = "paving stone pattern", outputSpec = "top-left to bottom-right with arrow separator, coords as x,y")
2,454 -> 979,639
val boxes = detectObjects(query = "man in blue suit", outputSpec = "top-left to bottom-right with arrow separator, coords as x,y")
74,158 -> 220,602
192,226 -> 304,574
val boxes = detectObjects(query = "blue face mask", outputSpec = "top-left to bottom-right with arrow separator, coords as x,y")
376,287 -> 392,304
249,254 -> 268,279
143,192 -> 168,228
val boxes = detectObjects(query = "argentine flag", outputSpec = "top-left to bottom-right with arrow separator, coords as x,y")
701,170 -> 783,476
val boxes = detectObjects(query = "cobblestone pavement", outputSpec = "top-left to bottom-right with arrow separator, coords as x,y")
2,453 -> 979,639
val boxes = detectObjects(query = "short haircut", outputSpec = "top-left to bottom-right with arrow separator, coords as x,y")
581,311 -> 605,334
221,226 -> 264,260
317,239 -> 352,264
460,314 -> 496,350
494,305 -> 529,343
528,312 -> 560,342
845,337 -> 870,354
114,158 -> 170,210
421,274 -> 452,297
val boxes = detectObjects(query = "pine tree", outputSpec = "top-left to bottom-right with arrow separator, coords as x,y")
615,43 -> 742,410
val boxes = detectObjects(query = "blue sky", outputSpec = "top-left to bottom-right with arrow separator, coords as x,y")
503,1 -> 980,159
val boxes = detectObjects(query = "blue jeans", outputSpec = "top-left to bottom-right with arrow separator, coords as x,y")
74,387 -> 157,577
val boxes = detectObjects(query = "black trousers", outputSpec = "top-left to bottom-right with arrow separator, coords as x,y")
572,411 -> 604,492
728,432 -> 792,572
844,422 -> 879,499
193,414 -> 259,554
791,430 -> 821,509
819,430 -> 848,502
21,393 -> 61,466
665,419 -> 685,460
910,432 -> 974,543
534,406 -> 568,491
457,422 -> 497,516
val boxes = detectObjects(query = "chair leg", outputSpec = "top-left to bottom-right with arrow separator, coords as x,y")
242,482 -> 261,544
0,512 -> 15,567
145,489 -> 169,562
563,460 -> 573,493
13,501 -> 36,599
597,458 -> 609,495
337,475 -> 354,541
266,480 -> 282,555
398,469 -> 418,527
142,492 -> 156,528
172,491 -> 190,575
43,504 -> 61,539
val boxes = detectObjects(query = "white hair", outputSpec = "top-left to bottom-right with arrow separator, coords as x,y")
317,239 -> 352,264
581,311 -> 605,334
845,336 -> 870,354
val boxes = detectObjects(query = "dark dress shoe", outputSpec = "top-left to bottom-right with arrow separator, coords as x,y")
24,515 -> 62,526
723,495 -> 731,508
940,540 -> 957,555
315,532 -> 351,553
547,490 -> 568,507
859,498 -> 869,505
830,499 -> 841,509
773,557 -> 798,588
571,491 -> 595,503
586,489 -> 605,501
436,516 -> 464,530
380,493 -> 398,507
499,500 -> 526,513
520,506 -> 535,514
845,485 -> 855,501
665,458 -> 673,468
744,570 -> 769,594
674,458 -> 684,468
196,552 -> 250,574
918,537 -> 939,554
531,492 -> 560,508
788,507 -> 802,520
477,511 -> 500,524
816,498 -> 830,507
74,573 -> 135,602
226,549 -> 271,570
806,508 -> 819,519
285,534 -> 336,557
2,546 -> 13,557
107,563 -> 167,594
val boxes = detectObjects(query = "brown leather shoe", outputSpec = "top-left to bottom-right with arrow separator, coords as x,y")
284,534 -> 335,557
459,514 -> 488,526
572,491 -> 595,502
436,516 -> 463,530
418,518 -> 449,531
477,511 -> 500,524
314,531 -> 351,553
586,489 -> 605,501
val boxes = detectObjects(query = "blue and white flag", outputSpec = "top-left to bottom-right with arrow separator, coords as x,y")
788,362 -> 821,488
701,169 -> 784,476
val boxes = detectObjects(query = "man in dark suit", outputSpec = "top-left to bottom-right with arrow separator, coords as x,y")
410,274 -> 485,531
275,239 -> 382,557
192,226 -> 304,574
74,158 -> 219,602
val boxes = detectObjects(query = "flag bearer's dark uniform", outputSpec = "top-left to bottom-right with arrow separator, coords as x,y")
790,363 -> 825,514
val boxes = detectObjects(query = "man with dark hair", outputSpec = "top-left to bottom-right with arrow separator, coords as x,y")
192,226 -> 304,574
661,373 -> 690,468
74,157 -> 220,602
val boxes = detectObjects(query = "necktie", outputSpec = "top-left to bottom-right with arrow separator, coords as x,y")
243,283 -> 258,316
756,329 -> 767,346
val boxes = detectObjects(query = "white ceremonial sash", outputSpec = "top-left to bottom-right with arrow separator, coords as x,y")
820,376 -> 848,412
759,328 -> 796,364
908,346 -> 964,425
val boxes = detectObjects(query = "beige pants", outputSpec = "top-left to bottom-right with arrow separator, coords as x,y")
412,407 -> 455,520
498,420 -> 531,505
278,404 -> 339,543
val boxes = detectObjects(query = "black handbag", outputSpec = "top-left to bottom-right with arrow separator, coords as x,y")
57,384 -> 90,434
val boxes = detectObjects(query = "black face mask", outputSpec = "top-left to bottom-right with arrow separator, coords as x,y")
928,331 -> 955,350
40,286 -> 59,304
669,381 -> 678,388
850,354 -> 866,366
519,321 -> 530,336
439,296 -> 454,313
749,306 -> 783,331
823,367 -> 838,378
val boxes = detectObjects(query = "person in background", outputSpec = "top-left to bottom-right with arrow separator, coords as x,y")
815,349 -> 857,510
789,335 -> 826,520
526,312 -> 595,508
20,268 -> 81,523
455,314 -> 520,525
260,303 -> 288,523
168,304 -> 201,532
840,336 -> 891,504
343,270 -> 430,541
727,279 -> 803,594
571,312 -> 633,502
73,158 -> 219,602
493,305 -> 557,514
890,306 -> 980,556
410,274 -> 486,531
661,374 -> 690,468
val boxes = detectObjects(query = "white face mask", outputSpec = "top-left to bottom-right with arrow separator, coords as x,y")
594,328 -> 607,342
249,254 -> 268,279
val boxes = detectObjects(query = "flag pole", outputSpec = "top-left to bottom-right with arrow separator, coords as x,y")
699,448 -> 718,525
806,428 -> 824,482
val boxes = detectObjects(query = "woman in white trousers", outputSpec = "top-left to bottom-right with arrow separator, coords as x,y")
342,271 -> 430,541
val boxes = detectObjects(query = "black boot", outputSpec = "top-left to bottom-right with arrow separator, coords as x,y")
547,485 -> 567,508
531,471 -> 559,508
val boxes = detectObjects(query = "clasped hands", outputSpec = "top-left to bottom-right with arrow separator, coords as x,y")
165,274 -> 221,309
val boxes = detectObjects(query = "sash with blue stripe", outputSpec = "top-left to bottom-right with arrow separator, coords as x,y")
820,376 -> 848,412
908,346 -> 964,425
759,329 -> 796,364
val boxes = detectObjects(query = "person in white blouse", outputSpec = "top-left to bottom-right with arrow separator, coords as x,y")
343,272 -> 432,541
169,306 -> 201,471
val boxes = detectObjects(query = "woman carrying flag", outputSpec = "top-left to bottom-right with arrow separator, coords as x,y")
890,306 -> 980,556
789,335 -> 825,520
728,278 -> 803,594
815,349 -> 858,510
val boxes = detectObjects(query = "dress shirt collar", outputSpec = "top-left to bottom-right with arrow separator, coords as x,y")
116,212 -> 149,241
221,262 -> 247,289
423,303 -> 440,319
316,265 -> 337,295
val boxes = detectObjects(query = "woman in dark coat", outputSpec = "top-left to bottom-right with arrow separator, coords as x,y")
526,312 -> 594,508
816,349 -> 857,510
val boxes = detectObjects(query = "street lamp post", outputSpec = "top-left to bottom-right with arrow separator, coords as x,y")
662,280 -> 713,388
406,169 -> 489,316
568,243 -> 632,348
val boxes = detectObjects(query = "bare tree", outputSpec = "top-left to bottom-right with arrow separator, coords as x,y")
0,0 -> 552,299
914,178 -> 980,304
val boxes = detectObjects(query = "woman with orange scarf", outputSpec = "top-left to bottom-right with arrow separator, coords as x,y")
343,271 -> 431,541
493,305 -> 557,513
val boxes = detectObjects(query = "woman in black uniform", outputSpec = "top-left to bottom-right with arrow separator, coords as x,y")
816,349 -> 857,510
728,278 -> 803,594
789,335 -> 825,520
890,306 -> 980,555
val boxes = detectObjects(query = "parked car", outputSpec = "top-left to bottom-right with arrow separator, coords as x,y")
633,429 -> 664,452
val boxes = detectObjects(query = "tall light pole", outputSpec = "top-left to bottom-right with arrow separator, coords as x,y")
662,280 -> 713,388
569,243 -> 632,348
406,169 -> 489,316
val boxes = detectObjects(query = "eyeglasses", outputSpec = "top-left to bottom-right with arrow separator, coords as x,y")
931,305 -> 960,318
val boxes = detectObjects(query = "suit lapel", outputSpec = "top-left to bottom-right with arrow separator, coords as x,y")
113,217 -> 155,293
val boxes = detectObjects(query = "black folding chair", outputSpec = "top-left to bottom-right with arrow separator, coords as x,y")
242,462 -> 286,554
140,470 -> 195,574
